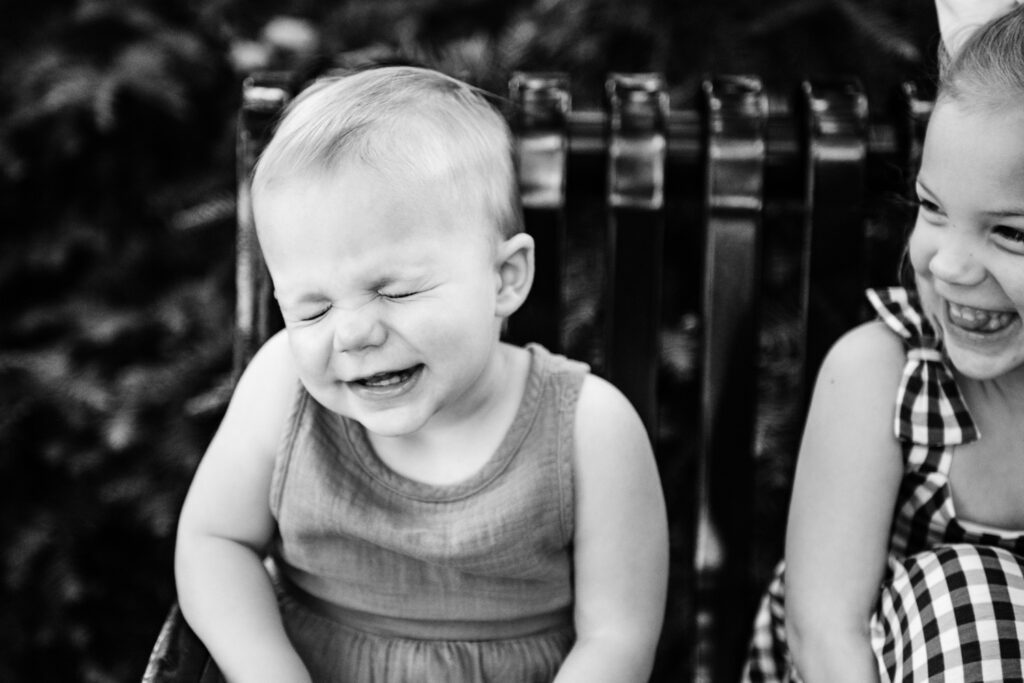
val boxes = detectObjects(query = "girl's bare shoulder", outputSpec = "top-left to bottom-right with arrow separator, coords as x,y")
816,320 -> 906,394
800,319 -> 907,468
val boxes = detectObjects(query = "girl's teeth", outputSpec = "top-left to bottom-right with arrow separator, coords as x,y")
948,302 -> 1015,332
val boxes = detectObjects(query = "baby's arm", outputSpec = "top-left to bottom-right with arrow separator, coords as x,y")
784,322 -> 905,683
555,375 -> 669,682
175,331 -> 312,683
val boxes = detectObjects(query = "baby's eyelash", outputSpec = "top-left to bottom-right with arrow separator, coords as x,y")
378,290 -> 416,300
301,308 -> 330,321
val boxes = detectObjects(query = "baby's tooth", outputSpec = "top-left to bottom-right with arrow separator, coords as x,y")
364,370 -> 411,387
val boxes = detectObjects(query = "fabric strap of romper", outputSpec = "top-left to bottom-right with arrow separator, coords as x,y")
865,287 -> 980,447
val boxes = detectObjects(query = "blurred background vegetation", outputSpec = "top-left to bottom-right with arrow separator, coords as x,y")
1,0 -> 939,681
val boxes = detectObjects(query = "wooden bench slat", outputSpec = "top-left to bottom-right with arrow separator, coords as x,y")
509,72 -> 570,352
693,75 -> 767,683
605,73 -> 668,435
801,80 -> 869,390
234,73 -> 291,380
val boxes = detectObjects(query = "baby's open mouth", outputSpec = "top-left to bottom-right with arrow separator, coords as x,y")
354,365 -> 422,388
947,302 -> 1017,333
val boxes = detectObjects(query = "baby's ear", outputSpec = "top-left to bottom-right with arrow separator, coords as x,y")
495,232 -> 535,317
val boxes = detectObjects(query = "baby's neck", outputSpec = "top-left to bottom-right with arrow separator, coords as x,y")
366,344 -> 532,486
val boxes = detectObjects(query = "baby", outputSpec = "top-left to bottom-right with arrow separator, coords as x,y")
175,66 -> 668,682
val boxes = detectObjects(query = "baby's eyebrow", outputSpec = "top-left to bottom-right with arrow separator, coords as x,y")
273,290 -> 326,305
370,275 -> 418,291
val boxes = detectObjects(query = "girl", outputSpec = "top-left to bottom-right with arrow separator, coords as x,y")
744,5 -> 1024,681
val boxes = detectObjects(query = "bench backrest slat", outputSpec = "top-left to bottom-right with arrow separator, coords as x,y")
604,73 -> 668,435
801,80 -> 870,391
693,75 -> 766,683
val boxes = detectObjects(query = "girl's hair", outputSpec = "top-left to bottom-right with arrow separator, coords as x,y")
938,3 -> 1024,109
900,4 -> 1024,288
252,66 -> 523,239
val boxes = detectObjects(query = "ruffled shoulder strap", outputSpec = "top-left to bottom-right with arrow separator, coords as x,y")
865,287 -> 980,447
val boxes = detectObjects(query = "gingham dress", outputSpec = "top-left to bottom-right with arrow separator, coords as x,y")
743,287 -> 1024,682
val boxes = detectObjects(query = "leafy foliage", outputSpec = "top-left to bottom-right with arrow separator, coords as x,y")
0,0 -> 937,680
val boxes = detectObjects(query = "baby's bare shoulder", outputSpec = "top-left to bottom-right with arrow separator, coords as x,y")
574,374 -> 652,466
225,330 -> 300,451
239,330 -> 297,392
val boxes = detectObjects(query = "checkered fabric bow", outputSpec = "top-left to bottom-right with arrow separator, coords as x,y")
865,287 -> 980,446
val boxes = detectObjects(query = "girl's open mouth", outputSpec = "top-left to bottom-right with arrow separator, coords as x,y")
947,301 -> 1018,334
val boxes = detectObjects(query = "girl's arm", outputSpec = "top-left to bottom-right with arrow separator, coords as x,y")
784,322 -> 905,683
175,331 -> 312,683
555,375 -> 669,682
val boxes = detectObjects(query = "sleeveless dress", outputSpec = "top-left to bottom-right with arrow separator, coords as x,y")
268,344 -> 584,682
743,288 -> 1024,682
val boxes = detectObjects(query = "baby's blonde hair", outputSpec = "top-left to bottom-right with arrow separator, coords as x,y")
939,4 -> 1024,111
252,66 -> 523,239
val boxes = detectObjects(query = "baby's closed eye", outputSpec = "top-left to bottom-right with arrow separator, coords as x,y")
377,289 -> 418,300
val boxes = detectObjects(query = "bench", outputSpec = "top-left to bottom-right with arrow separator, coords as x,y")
144,67 -> 932,683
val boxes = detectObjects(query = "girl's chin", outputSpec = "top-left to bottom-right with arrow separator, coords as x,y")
942,323 -> 1024,380
946,354 -> 1024,381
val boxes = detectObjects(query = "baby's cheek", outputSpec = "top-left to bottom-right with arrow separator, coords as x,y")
286,329 -> 328,375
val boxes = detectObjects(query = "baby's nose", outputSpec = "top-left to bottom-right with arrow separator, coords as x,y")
332,308 -> 386,353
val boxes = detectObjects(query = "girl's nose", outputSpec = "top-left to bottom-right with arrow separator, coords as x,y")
332,308 -> 386,353
927,230 -> 986,287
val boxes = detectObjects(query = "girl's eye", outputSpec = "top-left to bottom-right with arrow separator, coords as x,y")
993,225 -> 1024,252
916,196 -> 941,214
